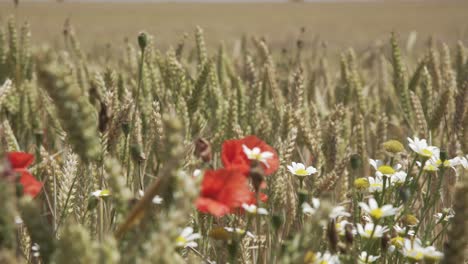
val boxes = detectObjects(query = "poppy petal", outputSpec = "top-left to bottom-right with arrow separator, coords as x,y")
7,152 -> 35,169
19,171 -> 43,198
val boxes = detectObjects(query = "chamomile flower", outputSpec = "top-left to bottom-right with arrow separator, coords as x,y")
434,208 -> 455,223
175,227 -> 201,248
242,203 -> 268,215
138,189 -> 163,204
314,251 -> 340,264
359,198 -> 398,220
224,227 -> 255,238
407,137 -> 439,159
242,145 -> 274,167
329,206 -> 351,219
460,156 -> 468,169
393,225 -> 415,236
390,171 -> 408,185
369,159 -> 401,177
302,198 -> 320,215
358,251 -> 380,263
336,219 -> 356,236
287,162 -> 317,177
367,175 -> 384,193
402,238 -> 424,262
91,189 -> 111,198
423,246 -> 444,262
357,222 -> 389,239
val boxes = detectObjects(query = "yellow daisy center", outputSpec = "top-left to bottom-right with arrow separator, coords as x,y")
378,165 -> 395,175
421,149 -> 433,157
354,178 -> 370,189
370,208 -> 383,219
295,168 -> 308,176
176,236 -> 186,245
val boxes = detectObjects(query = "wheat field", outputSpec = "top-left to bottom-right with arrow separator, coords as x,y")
0,2 -> 467,264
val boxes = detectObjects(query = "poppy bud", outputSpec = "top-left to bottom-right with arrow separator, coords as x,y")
130,144 -> 146,163
381,234 -> 390,253
344,224 -> 354,245
350,154 -> 361,170
327,219 -> 338,253
439,150 -> 448,163
249,161 -> 264,193
121,122 -> 130,136
194,138 -> 212,163
271,214 -> 282,231
138,32 -> 148,51
398,187 -> 411,203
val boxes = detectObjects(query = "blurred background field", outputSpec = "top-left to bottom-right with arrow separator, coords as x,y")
1,1 -> 468,54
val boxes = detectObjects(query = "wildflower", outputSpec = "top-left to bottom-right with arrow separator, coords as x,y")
329,206 -> 351,219
195,168 -> 251,217
336,219 -> 356,236
367,175 -> 384,193
402,214 -> 419,226
152,195 -> 163,204
138,189 -> 163,204
193,169 -> 202,178
31,243 -> 40,257
176,227 -> 201,248
91,189 -> 111,198
402,238 -> 425,262
6,152 -> 43,197
313,251 -> 340,264
434,208 -> 455,223
287,162 -> 317,177
224,227 -> 255,238
421,152 -> 467,172
359,198 -> 398,220
357,222 -> 388,239
221,136 -> 279,175
302,198 -> 320,215
423,246 -> 444,262
394,225 -> 414,236
358,251 -> 380,263
354,177 -> 370,191
241,203 -> 268,215
369,159 -> 401,177
460,156 -> 468,169
390,236 -> 405,250
407,137 -> 439,159
390,171 -> 408,185
382,140 -> 404,154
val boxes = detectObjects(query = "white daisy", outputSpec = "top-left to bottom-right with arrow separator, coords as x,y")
336,219 -> 356,236
242,145 -> 273,167
241,203 -> 268,215
224,227 -> 255,238
152,195 -> 163,204
393,225 -> 415,236
193,169 -> 202,178
402,238 -> 425,262
390,171 -> 408,185
314,251 -> 340,264
302,198 -> 320,215
369,159 -> 402,177
357,222 -> 389,239
434,208 -> 455,223
359,198 -> 398,220
358,251 -> 380,263
91,189 -> 111,198
287,162 -> 317,177
176,227 -> 201,248
329,206 -> 351,219
423,246 -> 444,262
407,137 -> 439,159
367,175 -> 384,193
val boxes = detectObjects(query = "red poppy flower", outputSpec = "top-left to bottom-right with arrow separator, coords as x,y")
245,191 -> 268,205
221,136 -> 279,176
195,168 -> 252,217
7,152 -> 43,197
